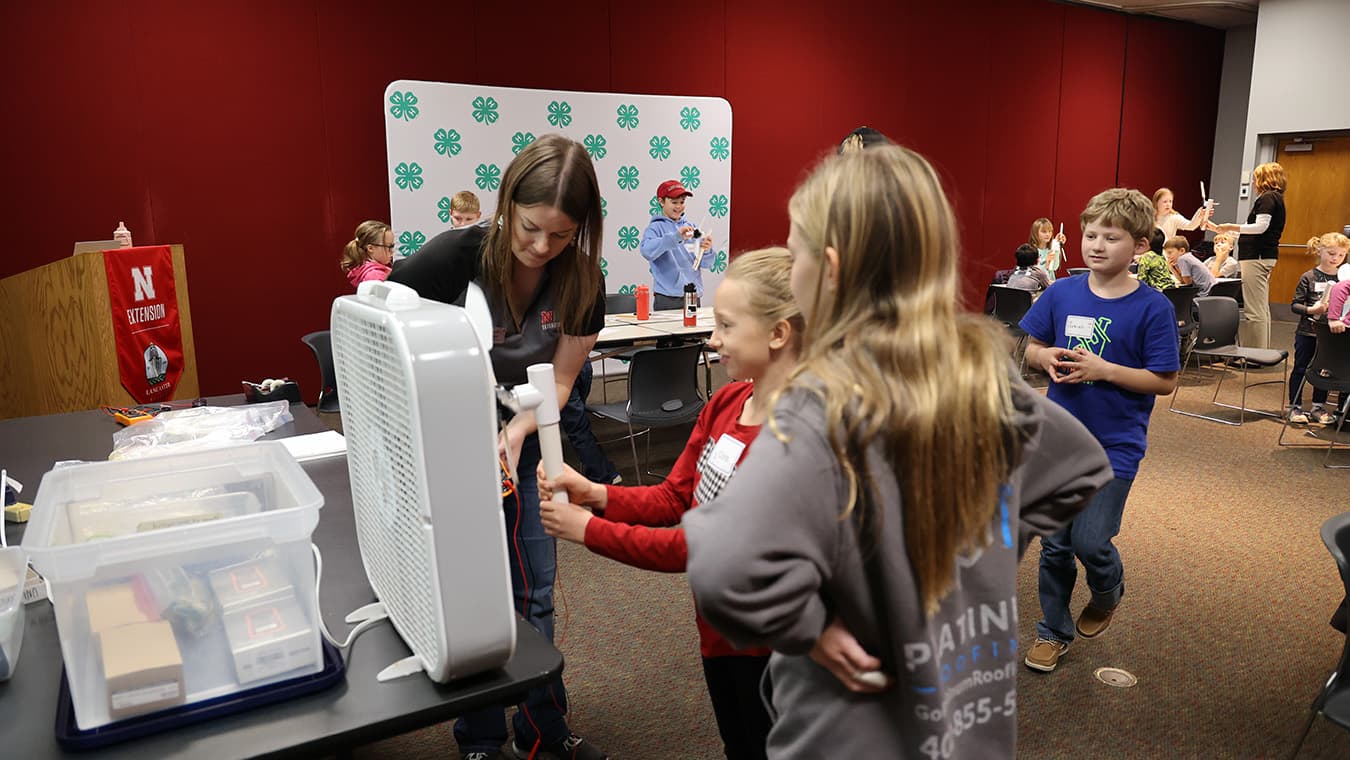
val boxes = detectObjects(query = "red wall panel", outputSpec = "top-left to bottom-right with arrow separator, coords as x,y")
0,1 -> 1227,403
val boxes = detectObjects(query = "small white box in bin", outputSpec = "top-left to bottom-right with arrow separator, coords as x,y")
209,554 -> 294,613
224,593 -> 318,685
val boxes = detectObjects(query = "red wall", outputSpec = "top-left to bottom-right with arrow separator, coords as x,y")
0,1 -> 1224,400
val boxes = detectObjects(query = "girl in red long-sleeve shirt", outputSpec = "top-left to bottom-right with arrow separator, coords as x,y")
539,247 -> 801,760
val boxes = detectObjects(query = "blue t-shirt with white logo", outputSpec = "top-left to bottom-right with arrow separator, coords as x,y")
1020,275 -> 1179,479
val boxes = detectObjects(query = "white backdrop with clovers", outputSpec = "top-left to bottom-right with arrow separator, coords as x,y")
383,81 -> 734,307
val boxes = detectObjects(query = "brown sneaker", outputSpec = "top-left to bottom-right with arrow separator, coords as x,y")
1024,638 -> 1069,672
1075,604 -> 1117,639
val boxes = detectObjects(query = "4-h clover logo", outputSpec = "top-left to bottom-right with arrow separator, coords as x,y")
617,165 -> 640,192
648,195 -> 661,218
710,250 -> 728,273
511,131 -> 536,155
679,106 -> 701,131
398,230 -> 427,256
584,134 -> 608,160
649,135 -> 672,161
600,257 -> 609,277
472,95 -> 500,124
601,198 -> 608,218
475,163 -> 502,191
709,194 -> 729,218
615,104 -> 640,131
395,162 -> 423,191
433,128 -> 462,158
618,225 -> 640,251
437,196 -> 453,223
389,91 -> 419,121
709,137 -> 730,161
547,100 -> 573,128
680,166 -> 701,190
618,284 -> 637,295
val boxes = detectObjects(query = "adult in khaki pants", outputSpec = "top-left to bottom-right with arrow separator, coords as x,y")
1209,162 -> 1287,348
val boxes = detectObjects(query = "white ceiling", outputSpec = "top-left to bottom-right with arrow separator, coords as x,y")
1066,0 -> 1259,29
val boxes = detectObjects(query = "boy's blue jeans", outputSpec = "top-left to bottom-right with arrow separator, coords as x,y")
455,437 -> 571,752
1035,476 -> 1133,644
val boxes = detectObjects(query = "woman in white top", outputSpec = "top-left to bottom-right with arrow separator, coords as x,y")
1152,187 -> 1209,239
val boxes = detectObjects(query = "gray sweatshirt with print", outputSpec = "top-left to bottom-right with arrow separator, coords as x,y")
683,378 -> 1111,759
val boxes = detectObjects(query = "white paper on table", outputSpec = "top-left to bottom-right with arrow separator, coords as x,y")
280,431 -> 347,462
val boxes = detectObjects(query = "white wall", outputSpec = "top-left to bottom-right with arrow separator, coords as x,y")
1230,0 -> 1350,219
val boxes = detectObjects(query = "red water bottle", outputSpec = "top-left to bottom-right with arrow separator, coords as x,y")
636,285 -> 650,321
683,283 -> 697,327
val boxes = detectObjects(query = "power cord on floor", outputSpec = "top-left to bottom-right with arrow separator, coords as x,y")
311,543 -> 389,654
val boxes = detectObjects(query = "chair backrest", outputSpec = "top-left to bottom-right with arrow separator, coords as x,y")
301,330 -> 340,412
1207,279 -> 1242,302
1163,285 -> 1199,334
626,343 -> 706,425
1323,512 -> 1350,594
988,285 -> 1033,328
1309,322 -> 1350,394
605,293 -> 637,314
1193,296 -> 1239,350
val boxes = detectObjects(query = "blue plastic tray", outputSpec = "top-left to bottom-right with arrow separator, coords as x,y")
55,639 -> 345,750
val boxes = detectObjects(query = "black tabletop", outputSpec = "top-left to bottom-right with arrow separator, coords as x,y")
0,399 -> 562,757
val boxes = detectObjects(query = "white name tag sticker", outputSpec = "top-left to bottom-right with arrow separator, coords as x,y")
707,434 -> 746,477
1315,281 -> 1329,294
1065,315 -> 1096,339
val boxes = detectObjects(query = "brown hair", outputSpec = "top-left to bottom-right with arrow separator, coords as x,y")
1079,188 -> 1155,242
1253,162 -> 1287,194
481,135 -> 603,335
1151,187 -> 1174,212
340,220 -> 391,272
451,190 -> 480,213
1163,235 -> 1189,251
781,145 -> 1019,615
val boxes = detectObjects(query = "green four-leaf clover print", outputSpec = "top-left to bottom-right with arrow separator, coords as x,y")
437,196 -> 452,223
618,226 -> 640,251
433,128 -> 462,158
648,195 -> 661,218
475,163 -> 502,191
389,91 -> 419,121
616,104 -> 640,131
472,96 -> 500,124
618,284 -> 637,296
617,165 -> 640,192
679,106 -> 701,131
584,134 -> 608,160
512,131 -> 536,155
601,198 -> 608,218
398,230 -> 426,256
395,162 -> 424,191
680,166 -> 701,190
547,100 -> 573,127
709,194 -> 729,218
711,250 -> 728,274
709,136 -> 730,161
649,135 -> 671,161
600,257 -> 609,277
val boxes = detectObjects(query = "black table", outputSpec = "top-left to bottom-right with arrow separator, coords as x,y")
0,399 -> 563,757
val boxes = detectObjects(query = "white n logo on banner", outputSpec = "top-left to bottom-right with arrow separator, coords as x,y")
131,266 -> 155,302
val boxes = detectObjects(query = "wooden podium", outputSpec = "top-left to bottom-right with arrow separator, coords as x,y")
0,244 -> 199,420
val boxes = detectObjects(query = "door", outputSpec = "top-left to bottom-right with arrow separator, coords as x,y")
1271,135 -> 1350,303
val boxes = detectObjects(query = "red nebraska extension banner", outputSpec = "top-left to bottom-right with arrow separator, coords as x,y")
103,245 -> 184,403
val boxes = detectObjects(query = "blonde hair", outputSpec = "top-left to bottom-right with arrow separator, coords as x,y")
1079,188 -> 1155,242
1214,230 -> 1236,246
340,220 -> 391,272
1307,232 -> 1350,256
1151,187 -> 1174,213
451,190 -> 480,213
482,135 -> 603,335
781,145 -> 1019,615
1253,162 -> 1287,194
724,247 -> 804,353
1163,235 -> 1190,251
1028,218 -> 1053,248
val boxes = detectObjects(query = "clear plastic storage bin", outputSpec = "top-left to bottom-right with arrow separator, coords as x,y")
0,547 -> 25,681
22,442 -> 325,730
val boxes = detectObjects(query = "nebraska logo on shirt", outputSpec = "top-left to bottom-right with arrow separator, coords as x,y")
540,310 -> 558,332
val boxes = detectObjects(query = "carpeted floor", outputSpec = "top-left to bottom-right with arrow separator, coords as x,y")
347,319 -> 1350,759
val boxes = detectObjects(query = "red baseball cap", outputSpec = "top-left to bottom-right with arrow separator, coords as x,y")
656,180 -> 693,200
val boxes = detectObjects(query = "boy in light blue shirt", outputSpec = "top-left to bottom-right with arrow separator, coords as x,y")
1019,188 -> 1180,673
640,179 -> 714,310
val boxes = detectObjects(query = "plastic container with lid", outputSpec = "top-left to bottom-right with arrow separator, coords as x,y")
22,442 -> 325,729
0,547 -> 25,682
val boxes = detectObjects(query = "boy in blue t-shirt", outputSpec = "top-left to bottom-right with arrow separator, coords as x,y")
1019,188 -> 1180,674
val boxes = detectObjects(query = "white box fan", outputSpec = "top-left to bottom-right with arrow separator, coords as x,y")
329,279 -> 518,682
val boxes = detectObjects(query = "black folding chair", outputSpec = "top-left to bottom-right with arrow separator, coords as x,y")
988,285 -> 1034,373
301,330 -> 339,413
1277,322 -> 1350,466
590,343 -> 706,484
1163,285 -> 1199,365
1290,512 -> 1350,758
597,293 -> 640,404
1168,296 -> 1287,426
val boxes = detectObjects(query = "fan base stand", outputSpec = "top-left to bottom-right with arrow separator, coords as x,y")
377,656 -> 425,682
345,601 -> 387,624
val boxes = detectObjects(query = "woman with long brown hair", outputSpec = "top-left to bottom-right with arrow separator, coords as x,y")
682,145 -> 1111,758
